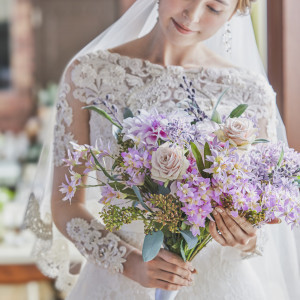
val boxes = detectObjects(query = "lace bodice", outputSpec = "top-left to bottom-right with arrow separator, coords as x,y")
54,49 -> 277,168
26,49 -> 278,297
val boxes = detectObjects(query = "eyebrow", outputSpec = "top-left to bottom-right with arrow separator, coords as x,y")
214,0 -> 229,5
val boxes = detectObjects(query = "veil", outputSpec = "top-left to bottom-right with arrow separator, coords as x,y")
22,0 -> 298,296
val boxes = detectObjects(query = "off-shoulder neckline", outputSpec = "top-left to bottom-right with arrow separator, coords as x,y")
98,49 -> 245,75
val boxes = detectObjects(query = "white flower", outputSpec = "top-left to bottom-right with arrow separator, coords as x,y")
216,118 -> 257,150
151,142 -> 189,182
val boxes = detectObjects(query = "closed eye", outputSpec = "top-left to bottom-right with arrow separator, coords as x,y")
207,6 -> 221,14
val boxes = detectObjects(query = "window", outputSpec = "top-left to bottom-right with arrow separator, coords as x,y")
0,0 -> 12,89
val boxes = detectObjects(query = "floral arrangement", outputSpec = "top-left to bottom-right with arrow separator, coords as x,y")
60,79 -> 300,263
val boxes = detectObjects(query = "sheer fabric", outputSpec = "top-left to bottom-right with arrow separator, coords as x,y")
50,49 -> 297,299
22,0 -> 299,298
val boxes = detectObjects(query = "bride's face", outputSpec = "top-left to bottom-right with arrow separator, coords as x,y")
158,0 -> 238,46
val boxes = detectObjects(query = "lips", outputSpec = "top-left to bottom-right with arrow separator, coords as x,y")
171,18 -> 196,35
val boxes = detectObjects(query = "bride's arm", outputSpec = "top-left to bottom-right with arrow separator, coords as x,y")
51,60 -> 194,290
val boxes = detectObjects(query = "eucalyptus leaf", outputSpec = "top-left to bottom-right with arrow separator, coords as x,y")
158,185 -> 171,195
123,107 -> 134,119
83,105 -> 122,130
180,240 -> 187,262
252,138 -> 270,145
142,231 -> 164,262
132,185 -> 153,212
180,230 -> 198,250
211,110 -> 222,124
229,104 -> 248,118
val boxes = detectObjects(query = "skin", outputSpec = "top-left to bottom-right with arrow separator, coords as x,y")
109,0 -> 281,291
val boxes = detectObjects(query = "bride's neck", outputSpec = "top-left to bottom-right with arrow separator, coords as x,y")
135,24 -> 205,68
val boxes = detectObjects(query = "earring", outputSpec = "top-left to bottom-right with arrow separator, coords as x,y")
222,22 -> 232,54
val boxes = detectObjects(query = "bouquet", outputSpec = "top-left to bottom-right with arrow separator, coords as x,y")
60,80 -> 300,299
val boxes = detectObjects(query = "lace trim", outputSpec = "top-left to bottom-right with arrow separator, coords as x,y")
241,226 -> 268,259
23,194 -> 79,293
66,218 -> 127,273
23,193 -> 52,240
53,81 -> 77,167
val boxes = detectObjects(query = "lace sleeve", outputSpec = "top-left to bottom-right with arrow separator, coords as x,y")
241,226 -> 268,260
251,74 -> 278,142
51,59 -> 134,274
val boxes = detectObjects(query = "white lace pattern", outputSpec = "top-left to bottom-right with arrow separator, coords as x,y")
66,218 -> 127,273
27,49 -> 279,298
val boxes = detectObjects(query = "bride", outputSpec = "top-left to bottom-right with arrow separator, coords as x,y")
24,0 -> 300,299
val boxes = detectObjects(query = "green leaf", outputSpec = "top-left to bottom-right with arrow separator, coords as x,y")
90,150 -> 115,181
252,139 -> 270,145
123,107 -> 134,119
190,142 -> 205,177
180,230 -> 198,250
83,105 -> 122,130
158,185 -> 171,195
142,231 -> 164,262
229,104 -> 248,118
180,222 -> 187,231
211,88 -> 229,121
277,147 -> 284,167
204,142 -> 213,169
132,185 -> 153,212
180,240 -> 187,262
211,110 -> 222,124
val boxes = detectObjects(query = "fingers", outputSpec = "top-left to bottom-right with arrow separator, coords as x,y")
211,207 -> 257,247
209,220 -> 226,246
155,269 -> 193,287
154,279 -> 184,291
158,249 -> 194,272
156,257 -> 192,281
267,217 -> 282,225
212,208 -> 237,247
226,209 -> 257,237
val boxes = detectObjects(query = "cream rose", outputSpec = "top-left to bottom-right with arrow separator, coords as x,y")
151,142 -> 189,182
216,118 -> 257,149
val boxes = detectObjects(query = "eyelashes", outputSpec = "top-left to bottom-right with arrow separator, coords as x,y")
207,6 -> 222,14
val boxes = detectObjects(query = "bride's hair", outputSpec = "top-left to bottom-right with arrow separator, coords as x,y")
236,0 -> 256,13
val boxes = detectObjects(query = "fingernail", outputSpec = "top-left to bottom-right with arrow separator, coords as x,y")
213,210 -> 218,216
225,208 -> 230,213
188,280 -> 194,286
188,265 -> 195,272
278,218 -> 282,224
216,207 -> 223,213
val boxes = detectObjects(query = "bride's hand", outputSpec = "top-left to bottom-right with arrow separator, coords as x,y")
122,248 -> 196,291
209,206 -> 258,252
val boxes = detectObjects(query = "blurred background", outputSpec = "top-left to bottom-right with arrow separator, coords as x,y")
0,0 -> 299,299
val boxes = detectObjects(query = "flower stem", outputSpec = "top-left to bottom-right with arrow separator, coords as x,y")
186,234 -> 213,261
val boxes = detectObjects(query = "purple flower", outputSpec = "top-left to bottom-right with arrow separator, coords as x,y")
99,184 -> 125,204
59,175 -> 78,203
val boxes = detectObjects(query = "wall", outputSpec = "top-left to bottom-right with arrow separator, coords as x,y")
283,0 -> 300,150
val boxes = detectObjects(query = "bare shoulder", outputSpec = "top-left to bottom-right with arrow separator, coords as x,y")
108,39 -> 144,59
202,47 -> 237,69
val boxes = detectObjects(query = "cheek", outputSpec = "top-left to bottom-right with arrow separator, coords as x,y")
198,14 -> 229,37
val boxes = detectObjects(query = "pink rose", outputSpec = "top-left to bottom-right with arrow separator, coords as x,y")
216,118 -> 257,149
151,142 -> 189,182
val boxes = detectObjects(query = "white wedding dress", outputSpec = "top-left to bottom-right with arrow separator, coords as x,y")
28,49 -> 299,300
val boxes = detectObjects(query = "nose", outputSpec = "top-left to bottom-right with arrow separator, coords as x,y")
183,1 -> 204,24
